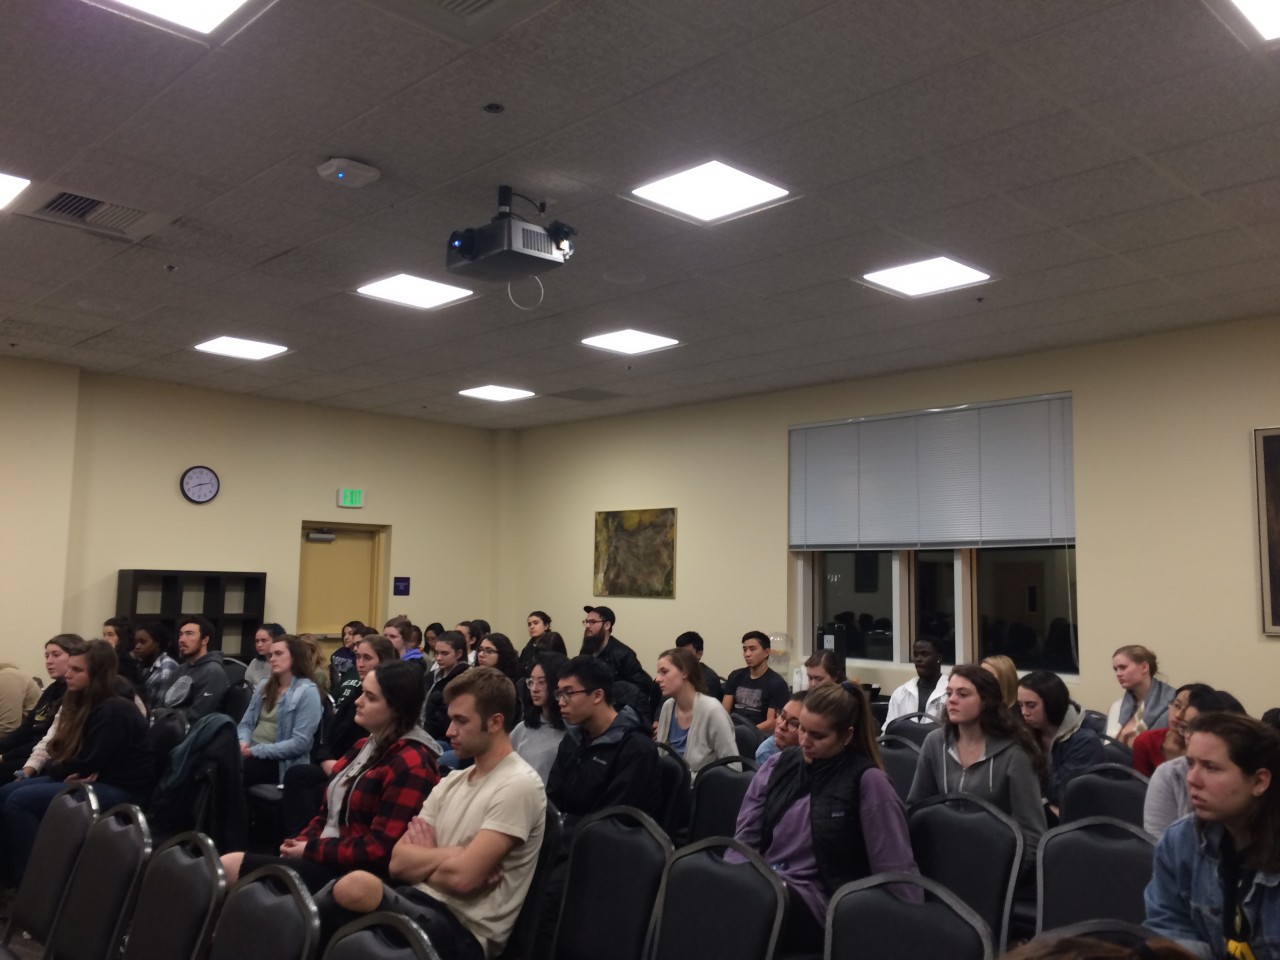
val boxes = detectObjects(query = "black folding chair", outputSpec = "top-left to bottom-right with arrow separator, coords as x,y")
655,743 -> 692,842
122,831 -> 227,960
730,713 -> 764,756
826,872 -> 994,960
1099,736 -> 1133,767
884,712 -> 939,747
1060,764 -> 1149,826
688,756 -> 757,842
42,803 -> 153,960
497,800 -> 560,960
550,807 -> 671,960
0,782 -> 99,955
1032,918 -> 1160,945
322,913 -> 441,960
647,838 -> 786,960
1036,817 -> 1156,934
207,864 -> 320,960
908,793 -> 1022,953
875,735 -> 922,801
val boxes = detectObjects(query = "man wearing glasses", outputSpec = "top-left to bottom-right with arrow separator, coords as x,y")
580,606 -> 658,723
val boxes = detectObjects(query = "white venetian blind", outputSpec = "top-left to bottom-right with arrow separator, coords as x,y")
788,394 -> 1074,549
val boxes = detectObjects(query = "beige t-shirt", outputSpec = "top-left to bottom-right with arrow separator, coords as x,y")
418,750 -> 546,958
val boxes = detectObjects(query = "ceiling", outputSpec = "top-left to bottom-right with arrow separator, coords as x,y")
3,0 -> 1280,429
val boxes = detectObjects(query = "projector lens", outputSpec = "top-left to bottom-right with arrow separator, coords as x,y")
448,229 -> 477,259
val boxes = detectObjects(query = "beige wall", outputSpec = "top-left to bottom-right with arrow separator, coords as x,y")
500,315 -> 1280,716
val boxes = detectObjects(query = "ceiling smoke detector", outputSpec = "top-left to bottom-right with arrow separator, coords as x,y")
317,158 -> 381,188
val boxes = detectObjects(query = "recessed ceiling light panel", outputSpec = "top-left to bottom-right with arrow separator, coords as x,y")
629,160 -> 790,223
581,329 -> 680,356
94,0 -> 259,33
459,385 -> 535,402
1225,0 -> 1280,40
861,257 -> 992,298
356,274 -> 472,310
0,172 -> 31,210
194,336 -> 288,360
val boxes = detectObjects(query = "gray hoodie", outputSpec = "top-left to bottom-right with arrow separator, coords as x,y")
907,727 -> 1047,860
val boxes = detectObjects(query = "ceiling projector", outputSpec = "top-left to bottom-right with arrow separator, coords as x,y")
446,185 -> 576,283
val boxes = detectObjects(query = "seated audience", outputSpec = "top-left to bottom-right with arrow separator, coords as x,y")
0,634 -> 86,781
245,622 -> 285,689
1017,670 -> 1104,819
330,619 -> 367,688
510,651 -> 569,784
675,631 -> 724,702
547,655 -> 662,828
1144,689 -> 1246,838
236,633 -> 323,787
884,636 -> 948,724
732,684 -> 920,953
1107,644 -> 1175,746
301,634 -> 331,699
281,634 -> 398,835
101,616 -> 140,688
908,663 -> 1047,862
468,620 -> 491,666
0,662 -> 39,739
1145,713 -> 1280,958
476,633 -> 522,687
654,647 -> 737,775
580,606 -> 657,721
0,641 -> 153,885
723,631 -> 791,733
384,616 -> 426,675
517,611 -> 563,676
1131,683 -> 1213,777
221,660 -> 441,893
319,667 -> 546,960
756,691 -> 806,765
804,648 -> 847,689
131,620 -> 179,711
982,654 -> 1020,709
164,616 -> 230,722
424,631 -> 470,742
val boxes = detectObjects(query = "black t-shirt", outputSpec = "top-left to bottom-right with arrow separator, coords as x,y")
724,667 -> 790,726
699,662 -> 725,703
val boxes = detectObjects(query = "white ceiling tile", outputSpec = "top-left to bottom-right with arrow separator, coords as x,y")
1205,178 -> 1280,227
1071,197 -> 1235,251
1012,159 -> 1190,224
1153,120 -> 1280,194
1124,229 -> 1272,276
919,0 -> 1123,45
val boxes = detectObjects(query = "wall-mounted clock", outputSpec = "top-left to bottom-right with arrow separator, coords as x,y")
180,465 -> 220,504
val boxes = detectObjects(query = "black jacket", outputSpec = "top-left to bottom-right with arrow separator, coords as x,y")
164,650 -> 230,723
0,679 -> 65,763
591,635 -> 661,723
47,695 -> 155,798
423,663 -> 468,740
547,706 -> 662,830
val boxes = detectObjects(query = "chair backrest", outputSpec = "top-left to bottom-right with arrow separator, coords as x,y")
1033,918 -> 1159,945
221,658 -> 247,688
825,872 -> 993,960
1037,817 -> 1156,934
908,793 -> 1022,953
648,838 -> 786,960
322,912 -> 441,960
730,713 -> 764,755
219,683 -> 253,725
1099,736 -> 1133,767
45,804 -> 153,960
3,782 -> 99,947
870,699 -> 890,733
655,744 -> 692,840
208,864 -> 320,960
551,807 -> 672,960
122,831 -> 227,960
1081,711 -> 1108,735
688,758 -> 757,843
884,713 -> 939,746
1060,764 -> 1149,826
874,735 -> 922,801
497,800 -> 562,960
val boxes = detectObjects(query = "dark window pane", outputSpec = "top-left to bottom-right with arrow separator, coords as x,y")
817,551 -> 893,661
976,546 -> 1078,672
915,550 -> 955,662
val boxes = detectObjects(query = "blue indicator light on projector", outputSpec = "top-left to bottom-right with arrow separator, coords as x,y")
336,172 -> 345,178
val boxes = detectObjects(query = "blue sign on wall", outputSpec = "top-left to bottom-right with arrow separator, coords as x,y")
393,577 -> 410,596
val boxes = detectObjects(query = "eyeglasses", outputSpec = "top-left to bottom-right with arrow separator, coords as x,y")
777,715 -> 802,732
582,619 -> 603,626
553,687 -> 589,703
478,647 -> 497,657
525,678 -> 546,689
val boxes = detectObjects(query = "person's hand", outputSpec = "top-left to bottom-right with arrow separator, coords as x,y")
485,867 -> 504,888
279,838 -> 306,858
320,760 -> 337,776
64,772 -> 97,783
404,817 -> 436,848
240,743 -> 252,758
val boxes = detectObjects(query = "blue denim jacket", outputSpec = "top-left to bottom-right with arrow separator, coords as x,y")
235,677 -> 323,782
1146,816 -> 1280,959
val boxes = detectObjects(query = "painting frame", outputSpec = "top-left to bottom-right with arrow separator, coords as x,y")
1254,428 -> 1280,635
593,508 -> 676,599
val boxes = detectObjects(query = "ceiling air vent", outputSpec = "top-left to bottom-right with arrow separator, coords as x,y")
10,183 -> 171,241
365,0 -> 558,46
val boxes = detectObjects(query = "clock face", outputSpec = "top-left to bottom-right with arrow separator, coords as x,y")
180,465 -> 220,504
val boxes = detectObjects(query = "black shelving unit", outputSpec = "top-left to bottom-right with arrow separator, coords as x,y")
115,569 -> 267,660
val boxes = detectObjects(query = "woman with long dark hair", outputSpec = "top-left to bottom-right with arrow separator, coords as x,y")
221,660 -> 441,892
236,633 -> 323,786
476,633 -> 521,684
1017,669 -> 1103,819
0,634 -> 86,781
1146,713 -> 1280,957
908,663 -> 1047,859
510,651 -> 569,783
733,683 -> 920,952
0,640 -> 153,884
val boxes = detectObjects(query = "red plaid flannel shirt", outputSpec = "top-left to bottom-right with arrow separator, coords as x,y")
299,736 -> 440,874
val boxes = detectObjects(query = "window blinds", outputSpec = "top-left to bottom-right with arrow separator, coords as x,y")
788,395 -> 1074,550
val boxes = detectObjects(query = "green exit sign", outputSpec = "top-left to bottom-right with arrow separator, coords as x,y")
337,487 -> 364,508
